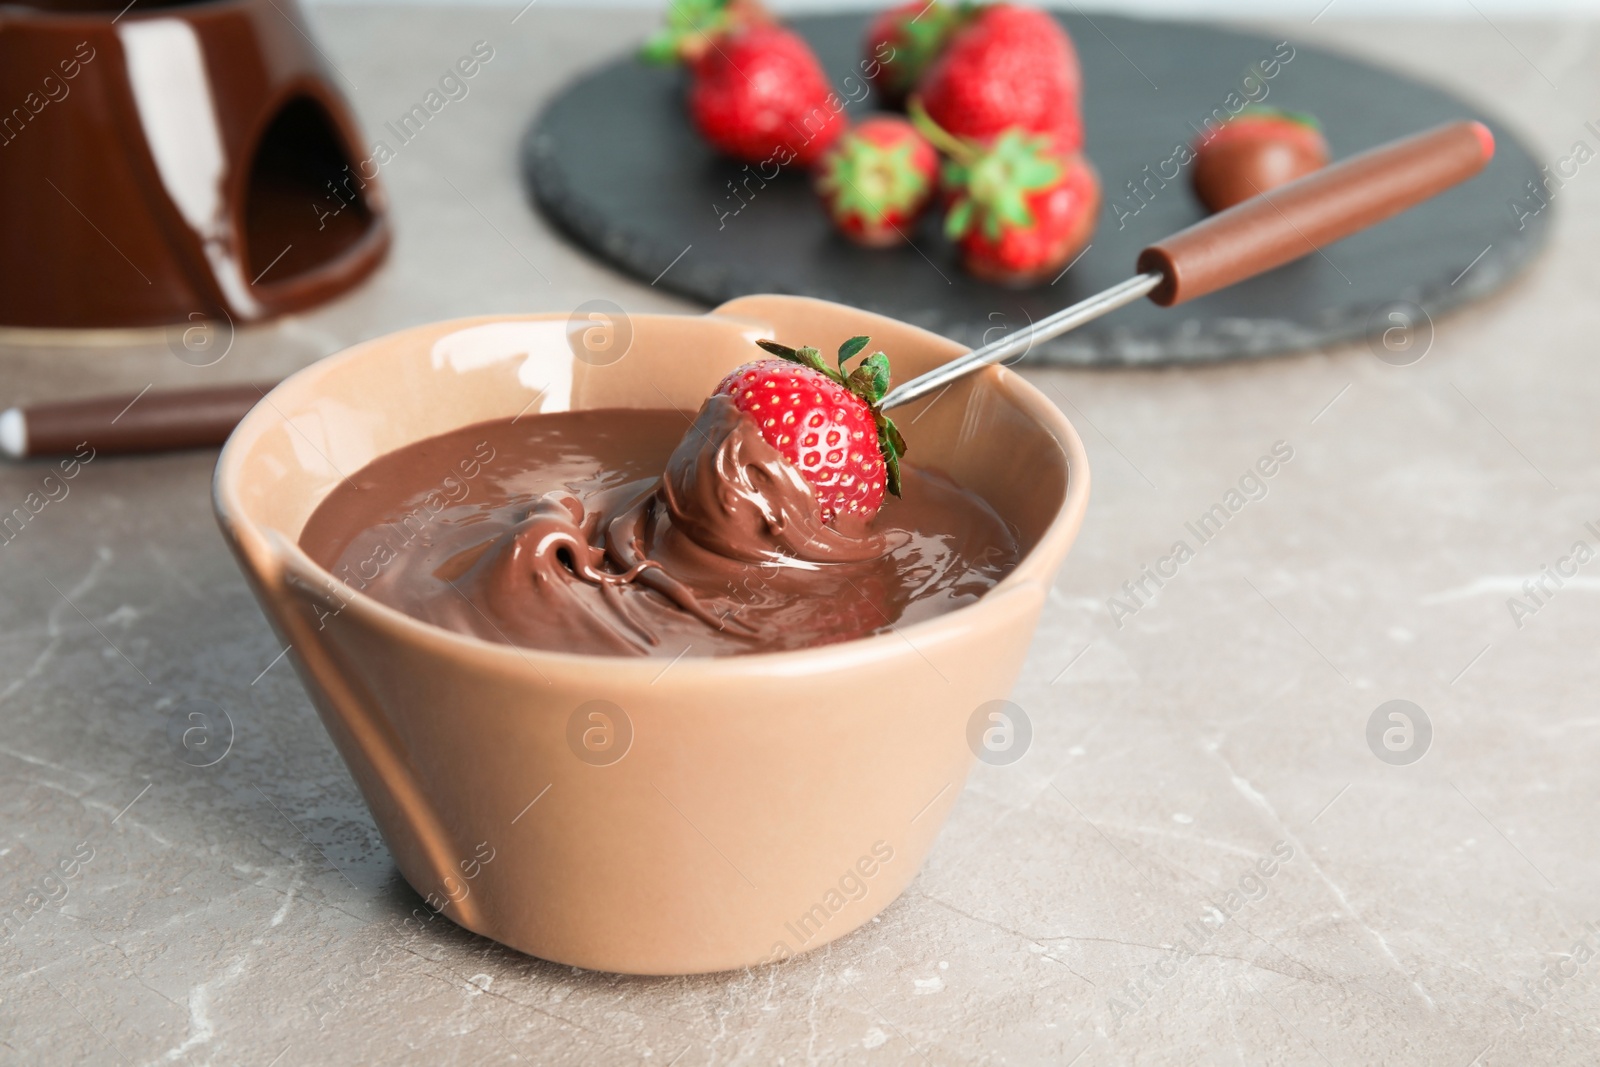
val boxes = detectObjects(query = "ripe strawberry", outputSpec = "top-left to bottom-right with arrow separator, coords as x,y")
1192,108 -> 1329,212
941,128 -> 1100,285
813,116 -> 939,247
688,25 -> 847,168
639,0 -> 771,66
862,0 -> 970,107
712,336 -> 908,523
916,4 -> 1083,153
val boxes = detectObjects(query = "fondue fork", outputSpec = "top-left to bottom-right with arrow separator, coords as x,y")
878,121 -> 1496,411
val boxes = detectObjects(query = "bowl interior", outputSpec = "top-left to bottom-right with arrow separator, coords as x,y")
219,299 -> 1079,613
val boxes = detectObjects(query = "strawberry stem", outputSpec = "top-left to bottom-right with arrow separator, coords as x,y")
907,98 -> 977,166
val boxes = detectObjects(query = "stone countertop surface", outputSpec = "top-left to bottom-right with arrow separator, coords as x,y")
1,6 -> 1596,1065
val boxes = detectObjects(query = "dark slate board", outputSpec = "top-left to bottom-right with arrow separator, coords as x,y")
522,13 -> 1548,365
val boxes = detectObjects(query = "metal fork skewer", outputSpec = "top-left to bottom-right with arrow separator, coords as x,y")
878,271 -> 1165,411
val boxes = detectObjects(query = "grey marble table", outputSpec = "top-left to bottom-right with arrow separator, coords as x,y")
1,7 -> 1596,1065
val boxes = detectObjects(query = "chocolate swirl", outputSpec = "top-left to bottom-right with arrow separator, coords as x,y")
656,396 -> 893,565
300,401 -> 1018,657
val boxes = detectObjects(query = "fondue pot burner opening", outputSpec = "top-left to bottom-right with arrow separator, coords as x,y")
0,0 -> 389,331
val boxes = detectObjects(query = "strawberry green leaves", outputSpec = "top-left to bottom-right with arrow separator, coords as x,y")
756,339 -> 830,377
871,0 -> 971,97
877,411 -> 906,497
836,334 -> 870,370
836,342 -> 907,501
909,100 -> 1069,245
756,336 -> 880,397
846,351 -> 890,401
942,130 -> 1064,242
639,0 -> 737,64
753,335 -> 908,497
943,197 -> 974,242
816,138 -> 933,223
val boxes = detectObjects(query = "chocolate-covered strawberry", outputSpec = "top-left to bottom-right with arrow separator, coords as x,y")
1192,108 -> 1329,213
939,127 -> 1099,285
862,0 -> 970,107
713,336 -> 907,522
916,3 -> 1083,154
814,116 -> 939,247
688,25 -> 846,167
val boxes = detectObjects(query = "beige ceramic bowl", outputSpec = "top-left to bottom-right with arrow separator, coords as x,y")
214,295 -> 1090,975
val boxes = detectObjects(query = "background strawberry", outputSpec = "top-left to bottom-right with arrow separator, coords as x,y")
862,0 -> 970,107
941,128 -> 1100,285
639,0 -> 770,65
814,116 -> 939,247
688,26 -> 847,167
916,4 -> 1083,153
713,336 -> 908,523
1191,108 -> 1329,212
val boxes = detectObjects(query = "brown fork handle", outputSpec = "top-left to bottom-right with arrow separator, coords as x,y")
1137,120 -> 1495,307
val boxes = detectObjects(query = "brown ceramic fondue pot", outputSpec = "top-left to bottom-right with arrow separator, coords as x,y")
0,0 -> 387,330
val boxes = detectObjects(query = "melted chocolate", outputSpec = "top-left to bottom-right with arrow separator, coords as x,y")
1192,134 -> 1328,214
299,399 -> 1019,657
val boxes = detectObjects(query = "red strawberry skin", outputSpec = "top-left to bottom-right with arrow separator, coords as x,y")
689,26 -> 847,167
863,0 -> 966,106
918,5 -> 1083,153
956,153 -> 1100,286
814,116 -> 939,247
1192,112 -> 1329,212
713,360 -> 886,522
